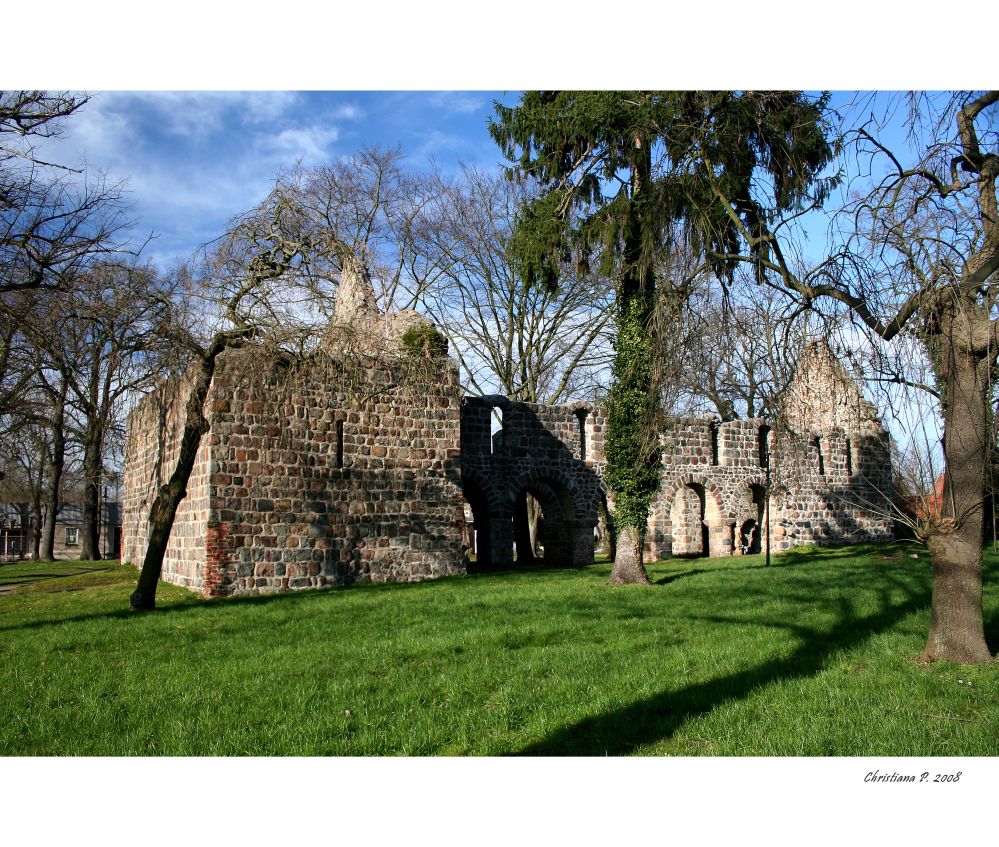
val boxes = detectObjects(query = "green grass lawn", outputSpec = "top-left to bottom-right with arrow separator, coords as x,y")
0,542 -> 996,756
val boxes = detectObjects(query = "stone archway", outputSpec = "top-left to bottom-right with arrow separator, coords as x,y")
509,471 -> 595,568
666,475 -> 732,558
734,481 -> 767,556
460,468 -> 512,571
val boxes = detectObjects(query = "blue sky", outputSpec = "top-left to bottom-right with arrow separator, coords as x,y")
38,89 -> 926,273
39,91 -> 521,269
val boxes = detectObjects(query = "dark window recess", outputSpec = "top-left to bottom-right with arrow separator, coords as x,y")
758,425 -> 771,469
336,420 -> 344,468
845,438 -> 853,476
710,422 -> 719,466
574,411 -> 587,461
813,437 -> 825,475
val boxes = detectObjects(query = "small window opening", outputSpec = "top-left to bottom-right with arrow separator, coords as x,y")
491,407 -> 503,455
336,420 -> 344,468
845,438 -> 853,476
813,436 -> 825,475
758,425 -> 771,469
574,410 -> 587,461
710,421 -> 719,466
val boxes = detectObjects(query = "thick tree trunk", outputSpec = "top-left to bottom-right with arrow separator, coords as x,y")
924,533 -> 990,663
921,307 -> 994,664
130,334 -> 243,611
30,493 -> 42,560
79,430 -> 102,560
39,395 -> 66,562
608,525 -> 652,585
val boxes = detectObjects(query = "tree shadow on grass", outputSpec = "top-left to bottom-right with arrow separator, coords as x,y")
0,566 -> 111,587
654,568 -> 711,586
514,579 -> 931,756
0,567 -> 472,633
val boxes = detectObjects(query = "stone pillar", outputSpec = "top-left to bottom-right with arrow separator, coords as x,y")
708,520 -> 734,558
570,522 -> 596,566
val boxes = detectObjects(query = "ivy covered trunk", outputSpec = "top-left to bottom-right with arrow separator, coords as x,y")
605,202 -> 660,585
921,299 -> 994,664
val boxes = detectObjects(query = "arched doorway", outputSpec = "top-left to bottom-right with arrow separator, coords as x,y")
670,483 -> 706,556
460,472 -> 511,571
509,475 -> 595,568
669,480 -> 730,558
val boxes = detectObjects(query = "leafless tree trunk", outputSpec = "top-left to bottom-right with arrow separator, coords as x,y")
130,331 -> 248,611
921,293 -> 994,663
38,382 -> 67,561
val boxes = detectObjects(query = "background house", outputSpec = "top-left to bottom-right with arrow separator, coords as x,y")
0,500 -> 122,561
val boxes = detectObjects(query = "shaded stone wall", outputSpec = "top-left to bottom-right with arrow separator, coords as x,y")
124,349 -> 466,595
460,397 -> 602,569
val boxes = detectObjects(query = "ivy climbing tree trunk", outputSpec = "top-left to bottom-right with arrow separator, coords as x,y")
605,141 -> 660,585
605,274 -> 659,585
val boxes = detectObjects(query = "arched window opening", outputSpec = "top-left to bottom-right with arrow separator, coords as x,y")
573,409 -> 588,461
491,407 -> 504,455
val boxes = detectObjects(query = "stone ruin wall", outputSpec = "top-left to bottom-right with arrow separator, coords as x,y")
123,348 -> 467,595
123,332 -> 894,597
769,426 -> 892,550
460,397 -> 604,568
768,340 -> 894,551
579,341 -> 894,559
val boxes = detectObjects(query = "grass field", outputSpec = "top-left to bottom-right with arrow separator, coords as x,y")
0,542 -> 996,756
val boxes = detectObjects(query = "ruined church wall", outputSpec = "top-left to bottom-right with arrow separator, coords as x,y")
770,341 -> 894,550
581,405 -> 892,559
769,427 -> 893,550
122,348 -> 468,597
460,398 -> 603,568
201,351 -> 466,595
121,375 -> 211,588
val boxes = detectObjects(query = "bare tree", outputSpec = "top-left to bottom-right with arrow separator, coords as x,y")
198,146 -> 433,341
57,263 -> 174,559
1,91 -> 134,296
667,272 -> 806,421
689,91 -> 999,664
409,166 -> 614,404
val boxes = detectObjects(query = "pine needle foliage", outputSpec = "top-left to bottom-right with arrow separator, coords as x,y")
490,91 -> 837,556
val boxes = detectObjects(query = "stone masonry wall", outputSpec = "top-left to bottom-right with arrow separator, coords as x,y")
123,348 -> 467,596
460,397 -> 602,568
581,340 -> 894,560
123,332 -> 894,595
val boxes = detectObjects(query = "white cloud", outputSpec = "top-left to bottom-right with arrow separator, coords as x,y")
327,102 -> 364,121
427,91 -> 487,114
255,124 -> 342,166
